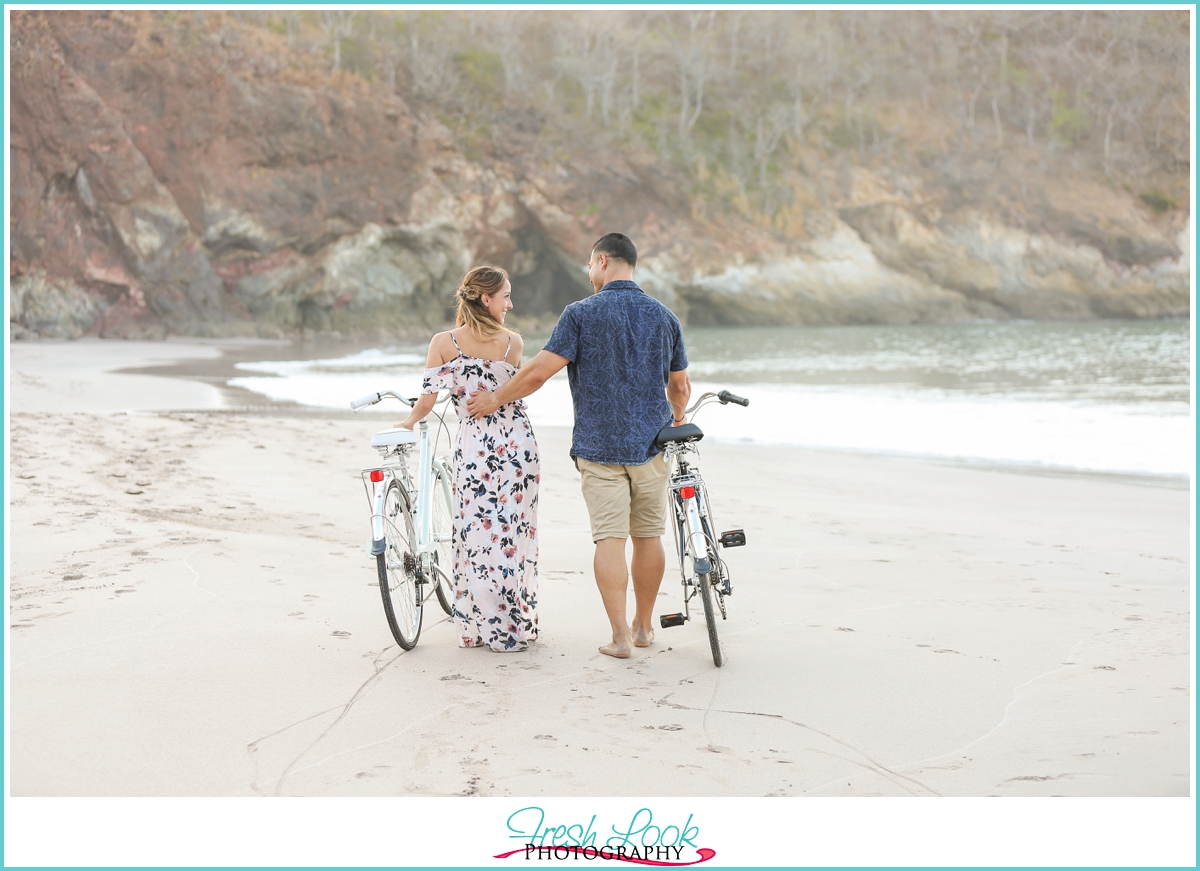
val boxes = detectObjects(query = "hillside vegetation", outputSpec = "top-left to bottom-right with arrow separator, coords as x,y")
294,9 -> 1188,229
9,10 -> 1190,339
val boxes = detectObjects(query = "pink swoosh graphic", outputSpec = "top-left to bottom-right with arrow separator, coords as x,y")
493,847 -> 716,866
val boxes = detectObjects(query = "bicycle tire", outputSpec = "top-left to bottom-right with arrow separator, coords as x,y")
377,481 -> 422,650
697,491 -> 728,658
699,508 -> 729,618
698,567 -> 725,667
430,460 -> 456,616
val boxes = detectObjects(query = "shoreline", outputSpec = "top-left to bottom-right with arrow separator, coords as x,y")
119,404 -> 1198,492
16,337 -> 1184,491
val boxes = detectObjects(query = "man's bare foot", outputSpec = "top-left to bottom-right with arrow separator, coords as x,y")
599,641 -> 632,659
632,626 -> 654,648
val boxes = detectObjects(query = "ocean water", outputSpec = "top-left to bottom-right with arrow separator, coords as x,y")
228,320 -> 1192,479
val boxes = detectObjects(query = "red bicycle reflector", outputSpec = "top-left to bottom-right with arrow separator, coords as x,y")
680,486 -> 696,499
369,470 -> 385,483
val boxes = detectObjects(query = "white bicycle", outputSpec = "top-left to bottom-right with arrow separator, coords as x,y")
350,390 -> 456,649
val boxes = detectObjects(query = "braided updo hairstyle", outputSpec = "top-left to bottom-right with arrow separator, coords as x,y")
455,265 -> 512,340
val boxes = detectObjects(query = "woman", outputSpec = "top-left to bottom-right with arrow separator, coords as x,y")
395,266 -> 540,652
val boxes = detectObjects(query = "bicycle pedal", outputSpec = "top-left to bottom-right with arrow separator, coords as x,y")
719,529 -> 746,548
660,612 -> 686,628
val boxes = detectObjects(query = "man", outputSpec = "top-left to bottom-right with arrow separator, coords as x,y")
466,233 -> 691,658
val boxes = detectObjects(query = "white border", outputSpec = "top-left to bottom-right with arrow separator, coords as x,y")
4,796 -> 1199,867
3,4 -> 1196,869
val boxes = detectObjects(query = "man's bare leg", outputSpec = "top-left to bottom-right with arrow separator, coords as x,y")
630,535 -> 665,647
594,537 -> 632,658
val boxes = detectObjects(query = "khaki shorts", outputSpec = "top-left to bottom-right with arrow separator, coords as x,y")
575,454 -> 671,542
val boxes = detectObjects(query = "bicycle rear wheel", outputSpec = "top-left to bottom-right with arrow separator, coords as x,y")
698,565 -> 725,667
430,460 -> 456,616
377,481 -> 422,649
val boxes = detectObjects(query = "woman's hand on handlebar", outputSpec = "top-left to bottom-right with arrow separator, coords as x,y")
396,393 -> 437,429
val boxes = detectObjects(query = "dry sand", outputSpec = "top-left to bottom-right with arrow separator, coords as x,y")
6,339 -> 1192,799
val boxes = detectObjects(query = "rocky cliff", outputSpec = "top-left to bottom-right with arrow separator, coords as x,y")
9,12 -> 1190,340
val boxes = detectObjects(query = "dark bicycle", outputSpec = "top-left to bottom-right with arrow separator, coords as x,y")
656,390 -> 749,666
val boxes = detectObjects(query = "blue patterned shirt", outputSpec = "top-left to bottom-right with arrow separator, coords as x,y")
543,280 -> 688,465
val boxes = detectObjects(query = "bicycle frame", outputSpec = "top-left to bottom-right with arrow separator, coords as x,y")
668,453 -> 713,580
355,390 -> 452,578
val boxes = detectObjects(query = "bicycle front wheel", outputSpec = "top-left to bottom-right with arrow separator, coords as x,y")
377,481 -> 422,650
430,460 -> 456,616
698,568 -> 725,667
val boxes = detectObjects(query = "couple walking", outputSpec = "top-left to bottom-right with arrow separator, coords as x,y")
396,233 -> 690,657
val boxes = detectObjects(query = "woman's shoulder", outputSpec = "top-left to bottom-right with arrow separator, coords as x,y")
505,331 -> 525,365
426,330 -> 460,366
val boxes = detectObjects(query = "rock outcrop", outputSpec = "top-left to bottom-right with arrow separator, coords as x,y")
9,12 -> 1189,341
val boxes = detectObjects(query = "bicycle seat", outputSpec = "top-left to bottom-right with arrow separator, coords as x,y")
654,422 -> 704,447
371,428 -> 418,447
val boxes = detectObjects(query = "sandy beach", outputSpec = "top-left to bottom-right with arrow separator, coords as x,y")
6,339 -> 1192,803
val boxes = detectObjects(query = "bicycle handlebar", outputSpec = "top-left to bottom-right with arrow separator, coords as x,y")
350,390 -> 415,410
684,390 -> 750,415
350,390 -> 455,411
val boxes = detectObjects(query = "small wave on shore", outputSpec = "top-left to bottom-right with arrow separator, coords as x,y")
228,320 -> 1191,479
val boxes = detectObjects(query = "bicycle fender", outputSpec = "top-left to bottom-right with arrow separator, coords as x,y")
684,498 -> 712,575
371,480 -> 389,553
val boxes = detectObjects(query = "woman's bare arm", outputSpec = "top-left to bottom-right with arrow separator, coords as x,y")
396,332 -> 454,428
507,333 -> 525,368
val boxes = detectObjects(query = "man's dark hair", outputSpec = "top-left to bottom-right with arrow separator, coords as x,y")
592,233 -> 637,268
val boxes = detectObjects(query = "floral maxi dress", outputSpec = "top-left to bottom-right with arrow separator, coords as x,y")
422,337 -> 540,651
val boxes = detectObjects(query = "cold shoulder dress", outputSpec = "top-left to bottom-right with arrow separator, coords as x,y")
422,333 -> 540,651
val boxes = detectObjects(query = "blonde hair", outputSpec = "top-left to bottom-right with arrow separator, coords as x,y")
454,265 -> 513,340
